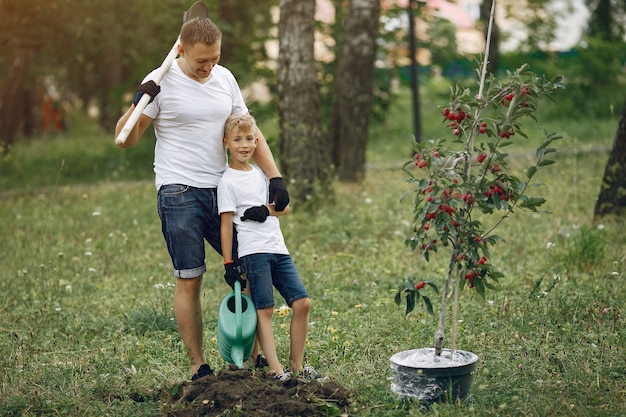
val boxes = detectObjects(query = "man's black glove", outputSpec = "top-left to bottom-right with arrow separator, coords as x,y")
241,205 -> 270,222
269,177 -> 289,211
133,80 -> 161,106
224,261 -> 246,289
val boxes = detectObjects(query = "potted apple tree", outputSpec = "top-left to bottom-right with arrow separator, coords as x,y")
390,51 -> 564,404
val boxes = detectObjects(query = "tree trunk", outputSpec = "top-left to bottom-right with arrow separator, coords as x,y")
0,47 -> 38,153
277,0 -> 331,204
594,95 -> 626,218
329,0 -> 380,182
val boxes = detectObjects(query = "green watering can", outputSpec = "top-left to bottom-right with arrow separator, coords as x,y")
216,280 -> 257,368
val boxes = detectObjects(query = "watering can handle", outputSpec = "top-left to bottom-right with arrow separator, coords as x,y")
234,280 -> 243,340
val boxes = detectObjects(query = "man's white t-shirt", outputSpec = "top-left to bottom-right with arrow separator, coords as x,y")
142,62 -> 248,189
217,165 -> 289,258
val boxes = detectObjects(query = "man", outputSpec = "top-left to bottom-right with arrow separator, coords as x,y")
114,17 -> 288,381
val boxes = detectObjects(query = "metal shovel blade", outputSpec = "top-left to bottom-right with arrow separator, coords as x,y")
183,1 -> 209,22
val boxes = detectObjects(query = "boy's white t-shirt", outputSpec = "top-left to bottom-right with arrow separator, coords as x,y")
217,165 -> 289,258
141,62 -> 248,189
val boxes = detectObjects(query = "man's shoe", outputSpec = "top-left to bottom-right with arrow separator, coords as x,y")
254,354 -> 269,369
191,364 -> 213,381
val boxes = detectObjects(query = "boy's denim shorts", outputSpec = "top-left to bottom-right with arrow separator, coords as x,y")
242,253 -> 308,310
157,184 -> 237,279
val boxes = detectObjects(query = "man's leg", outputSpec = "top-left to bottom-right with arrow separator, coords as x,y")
175,275 -> 205,375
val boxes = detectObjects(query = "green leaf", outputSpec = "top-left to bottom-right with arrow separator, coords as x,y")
406,291 -> 416,315
526,166 -> 537,178
422,295 -> 434,315
538,159 -> 555,167
519,196 -> 547,210
426,281 -> 440,294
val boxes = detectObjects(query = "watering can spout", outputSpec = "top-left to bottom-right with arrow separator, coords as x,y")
230,346 -> 245,369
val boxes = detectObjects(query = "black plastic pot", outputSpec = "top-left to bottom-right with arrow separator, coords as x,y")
389,348 -> 478,405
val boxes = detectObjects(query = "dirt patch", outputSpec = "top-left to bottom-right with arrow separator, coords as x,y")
162,366 -> 351,417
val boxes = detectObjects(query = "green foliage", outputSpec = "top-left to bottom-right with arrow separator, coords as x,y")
401,65 -> 563,302
499,40 -> 626,119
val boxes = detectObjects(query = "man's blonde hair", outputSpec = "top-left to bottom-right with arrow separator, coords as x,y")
180,17 -> 222,46
224,113 -> 257,135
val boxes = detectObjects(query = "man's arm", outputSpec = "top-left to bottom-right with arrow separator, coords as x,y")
268,204 -> 291,217
115,109 -> 154,149
251,125 -> 281,179
250,124 -> 290,211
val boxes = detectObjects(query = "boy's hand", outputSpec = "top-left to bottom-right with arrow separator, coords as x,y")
224,261 -> 246,289
269,177 -> 289,211
240,205 -> 270,222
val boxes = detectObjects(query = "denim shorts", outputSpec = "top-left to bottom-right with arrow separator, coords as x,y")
157,184 -> 237,279
242,254 -> 308,310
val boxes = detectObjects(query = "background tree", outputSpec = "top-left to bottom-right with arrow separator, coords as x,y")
585,0 -> 626,41
589,0 -> 626,218
594,96 -> 626,218
501,0 -> 560,52
0,0 -> 61,151
212,0 -> 277,87
277,0 -> 331,203
328,0 -> 381,182
0,0 -> 177,150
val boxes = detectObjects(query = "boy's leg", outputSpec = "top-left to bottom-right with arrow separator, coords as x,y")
174,276 -> 205,375
288,297 -> 311,373
256,307 -> 284,374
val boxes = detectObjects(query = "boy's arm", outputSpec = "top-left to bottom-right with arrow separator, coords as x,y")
221,211 -> 245,289
220,212 -> 235,263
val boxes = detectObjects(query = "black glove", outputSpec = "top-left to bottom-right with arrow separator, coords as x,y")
133,80 -> 161,106
269,177 -> 289,211
224,261 -> 246,290
241,205 -> 270,222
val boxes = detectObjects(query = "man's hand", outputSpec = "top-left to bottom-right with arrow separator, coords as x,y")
240,205 -> 270,222
224,261 -> 246,289
133,80 -> 161,106
269,177 -> 289,211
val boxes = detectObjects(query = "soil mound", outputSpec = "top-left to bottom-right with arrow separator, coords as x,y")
162,366 -> 351,416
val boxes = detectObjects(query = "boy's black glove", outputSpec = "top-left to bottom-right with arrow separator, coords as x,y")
133,80 -> 160,106
224,261 -> 246,289
269,177 -> 289,211
241,205 -> 270,222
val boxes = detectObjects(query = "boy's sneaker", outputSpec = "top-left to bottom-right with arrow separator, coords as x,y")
273,371 -> 293,382
300,365 -> 327,381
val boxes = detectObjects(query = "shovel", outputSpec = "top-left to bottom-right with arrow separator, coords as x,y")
115,1 -> 209,146
216,280 -> 257,368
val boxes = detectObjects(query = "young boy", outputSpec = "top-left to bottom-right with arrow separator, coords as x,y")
217,113 -> 316,381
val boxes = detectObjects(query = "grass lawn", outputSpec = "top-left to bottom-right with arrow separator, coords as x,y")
1,104 -> 625,415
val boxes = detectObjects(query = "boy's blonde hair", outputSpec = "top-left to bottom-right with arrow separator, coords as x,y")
224,113 -> 257,135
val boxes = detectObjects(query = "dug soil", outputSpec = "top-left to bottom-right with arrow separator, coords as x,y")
162,366 -> 352,416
